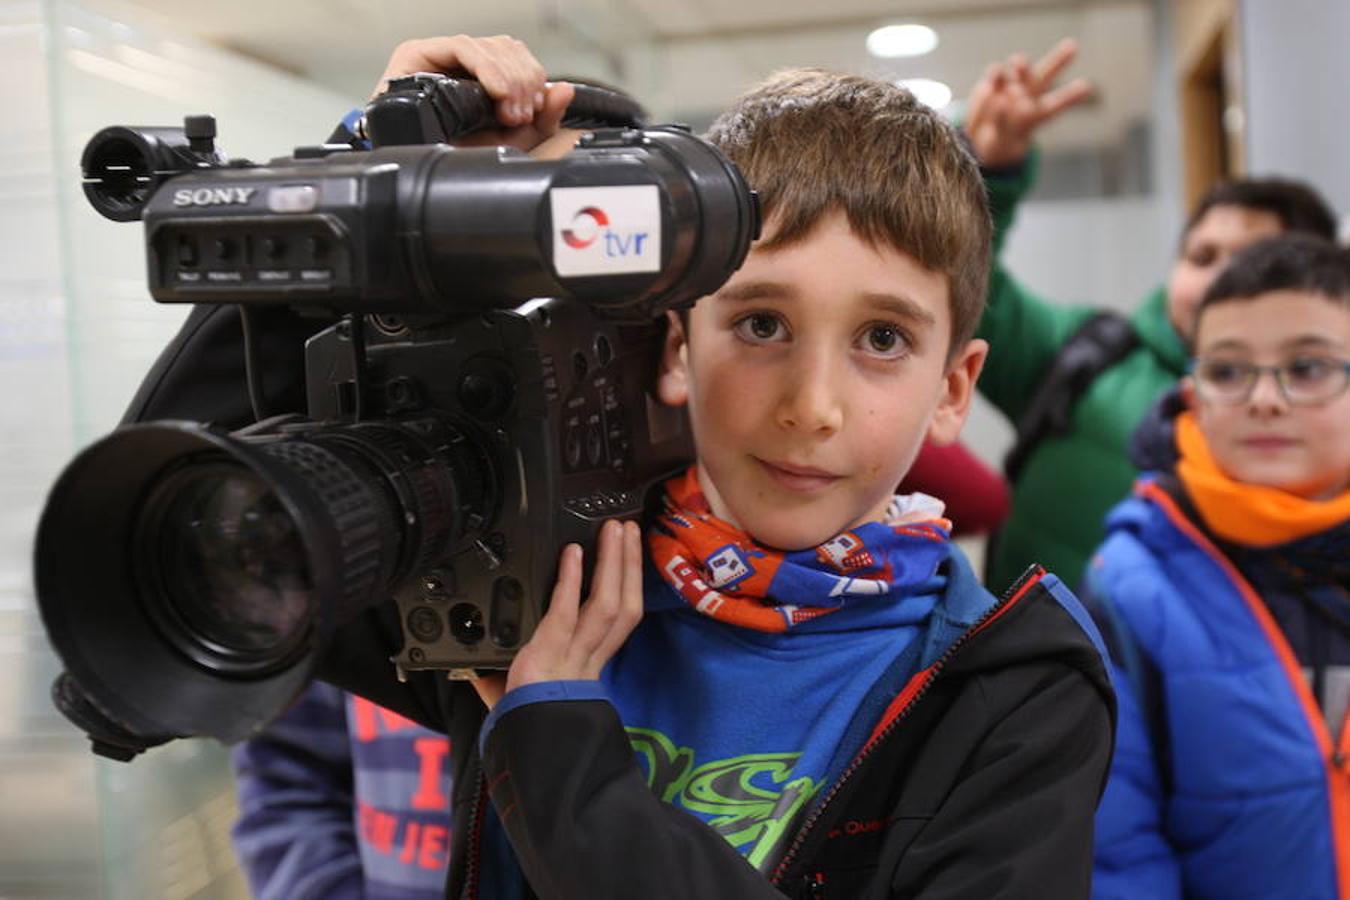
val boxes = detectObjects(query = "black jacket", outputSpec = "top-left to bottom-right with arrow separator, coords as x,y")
468,566 -> 1115,900
128,304 -> 1116,900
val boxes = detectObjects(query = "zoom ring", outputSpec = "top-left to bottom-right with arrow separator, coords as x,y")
260,440 -> 398,625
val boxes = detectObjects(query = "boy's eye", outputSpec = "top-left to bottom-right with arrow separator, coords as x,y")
865,325 -> 902,354
1286,356 -> 1334,385
1200,359 -> 1249,385
1186,247 -> 1216,267
733,313 -> 787,343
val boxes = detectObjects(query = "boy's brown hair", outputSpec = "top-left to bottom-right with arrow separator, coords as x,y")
1197,233 -> 1350,337
705,68 -> 992,353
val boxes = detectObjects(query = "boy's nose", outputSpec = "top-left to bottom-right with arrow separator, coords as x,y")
775,353 -> 844,434
1246,368 -> 1291,415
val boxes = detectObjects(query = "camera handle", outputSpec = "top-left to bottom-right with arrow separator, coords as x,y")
362,75 -> 648,147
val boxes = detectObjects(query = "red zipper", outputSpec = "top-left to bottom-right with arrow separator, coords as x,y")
768,566 -> 1046,886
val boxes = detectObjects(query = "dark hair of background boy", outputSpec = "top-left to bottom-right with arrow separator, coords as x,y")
1184,177 -> 1338,246
1198,233 -> 1350,328
705,68 -> 992,354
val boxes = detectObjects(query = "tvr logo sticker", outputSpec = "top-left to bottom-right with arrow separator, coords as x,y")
551,186 -> 662,277
561,206 -> 608,249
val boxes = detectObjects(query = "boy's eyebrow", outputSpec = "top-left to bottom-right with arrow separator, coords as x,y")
862,292 -> 939,327
716,282 -> 939,327
714,280 -> 796,303
1201,334 -> 1348,354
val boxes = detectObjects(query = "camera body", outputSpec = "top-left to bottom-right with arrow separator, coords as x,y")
300,297 -> 692,674
37,77 -> 758,746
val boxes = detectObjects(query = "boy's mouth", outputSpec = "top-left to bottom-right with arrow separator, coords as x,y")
755,458 -> 841,493
1240,435 -> 1299,451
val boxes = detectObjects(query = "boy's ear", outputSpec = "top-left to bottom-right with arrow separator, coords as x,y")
926,339 -> 989,446
1180,375 -> 1199,410
656,310 -> 691,407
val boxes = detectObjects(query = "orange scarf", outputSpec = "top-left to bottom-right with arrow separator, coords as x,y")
1174,411 -> 1350,547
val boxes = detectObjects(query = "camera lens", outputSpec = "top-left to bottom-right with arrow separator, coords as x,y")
138,461 -> 314,665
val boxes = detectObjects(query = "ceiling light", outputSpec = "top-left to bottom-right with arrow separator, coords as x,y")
866,24 -> 938,59
897,78 -> 953,110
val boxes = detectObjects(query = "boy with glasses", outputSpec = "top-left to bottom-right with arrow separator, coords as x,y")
1084,233 -> 1350,899
964,40 -> 1338,595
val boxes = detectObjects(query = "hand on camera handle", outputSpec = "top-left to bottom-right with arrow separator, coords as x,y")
471,519 -> 644,711
372,35 -> 576,153
962,37 -> 1095,169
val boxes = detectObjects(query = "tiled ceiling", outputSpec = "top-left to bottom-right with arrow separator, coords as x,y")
114,0 -> 1154,152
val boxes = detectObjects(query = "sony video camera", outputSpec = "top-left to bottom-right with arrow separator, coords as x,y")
34,75 -> 759,748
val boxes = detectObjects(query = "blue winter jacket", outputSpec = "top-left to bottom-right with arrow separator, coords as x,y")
1085,478 -> 1349,900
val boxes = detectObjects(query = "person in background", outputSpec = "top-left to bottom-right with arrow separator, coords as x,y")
231,684 -> 454,900
964,39 -> 1338,591
1084,234 -> 1350,899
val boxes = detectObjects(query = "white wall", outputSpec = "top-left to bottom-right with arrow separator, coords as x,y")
961,193 -> 1171,469
1240,0 -> 1350,235
1,1 -> 348,895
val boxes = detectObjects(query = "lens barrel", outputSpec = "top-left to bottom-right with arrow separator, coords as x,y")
35,418 -> 492,742
81,125 -> 223,222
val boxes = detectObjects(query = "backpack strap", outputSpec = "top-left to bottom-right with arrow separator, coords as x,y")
1004,310 -> 1140,481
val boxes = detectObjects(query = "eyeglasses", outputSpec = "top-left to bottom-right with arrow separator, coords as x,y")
1188,355 -> 1350,406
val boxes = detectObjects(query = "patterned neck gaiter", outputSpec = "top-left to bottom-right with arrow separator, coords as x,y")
646,467 -> 953,633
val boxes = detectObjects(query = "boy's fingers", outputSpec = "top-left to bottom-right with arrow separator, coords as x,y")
583,522 -> 645,678
536,81 -> 576,134
495,35 -> 548,121
375,35 -> 547,126
374,35 -> 485,94
963,64 -> 999,134
571,521 -> 626,659
1036,78 -> 1094,123
534,543 -> 583,650
480,36 -> 536,124
1031,37 -> 1080,94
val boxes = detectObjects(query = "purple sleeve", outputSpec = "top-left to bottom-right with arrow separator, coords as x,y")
230,682 -> 365,900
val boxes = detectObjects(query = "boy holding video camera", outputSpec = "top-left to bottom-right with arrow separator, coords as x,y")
121,36 -> 1116,899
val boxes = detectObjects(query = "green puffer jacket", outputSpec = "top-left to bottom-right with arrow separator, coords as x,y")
977,153 -> 1189,593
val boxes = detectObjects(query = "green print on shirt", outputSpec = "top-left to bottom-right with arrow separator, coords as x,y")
627,727 -> 823,870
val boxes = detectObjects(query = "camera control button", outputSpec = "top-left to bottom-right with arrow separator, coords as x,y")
268,184 -> 318,213
586,422 -> 605,467
564,425 -> 583,470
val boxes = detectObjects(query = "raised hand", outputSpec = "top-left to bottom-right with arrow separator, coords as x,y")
471,520 -> 644,710
963,38 -> 1094,168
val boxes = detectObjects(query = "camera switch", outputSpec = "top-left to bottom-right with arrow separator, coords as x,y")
267,184 -> 318,213
260,236 -> 287,260
176,238 -> 198,267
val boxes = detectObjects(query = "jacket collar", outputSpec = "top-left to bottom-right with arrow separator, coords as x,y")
1130,285 -> 1189,375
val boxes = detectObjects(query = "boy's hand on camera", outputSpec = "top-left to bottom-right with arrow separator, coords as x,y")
963,37 -> 1093,168
470,520 -> 643,711
372,35 -> 576,152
